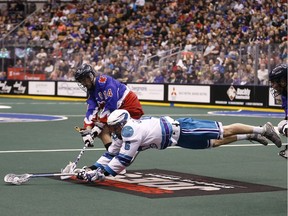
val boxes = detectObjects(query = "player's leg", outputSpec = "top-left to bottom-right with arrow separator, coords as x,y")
176,118 -> 222,149
222,123 -> 260,137
212,136 -> 237,147
223,122 -> 281,147
176,118 -> 269,149
119,91 -> 144,119
212,134 -> 268,147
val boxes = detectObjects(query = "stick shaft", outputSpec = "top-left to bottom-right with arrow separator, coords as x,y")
74,144 -> 88,165
73,126 -> 88,165
31,173 -> 76,178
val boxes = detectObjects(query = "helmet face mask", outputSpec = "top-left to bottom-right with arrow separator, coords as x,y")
108,124 -> 123,139
269,64 -> 287,98
74,64 -> 96,91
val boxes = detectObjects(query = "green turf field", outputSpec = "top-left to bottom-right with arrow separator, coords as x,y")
0,98 -> 287,216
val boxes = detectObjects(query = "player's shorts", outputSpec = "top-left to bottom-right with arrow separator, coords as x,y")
120,91 -> 144,119
176,118 -> 223,149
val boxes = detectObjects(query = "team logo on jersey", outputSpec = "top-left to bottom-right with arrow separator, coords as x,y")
98,76 -> 107,83
0,113 -> 67,123
57,169 -> 285,198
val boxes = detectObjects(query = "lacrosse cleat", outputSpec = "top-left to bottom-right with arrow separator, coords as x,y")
247,134 -> 268,146
262,122 -> 282,148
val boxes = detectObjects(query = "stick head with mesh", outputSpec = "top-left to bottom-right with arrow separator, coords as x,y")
4,173 -> 31,185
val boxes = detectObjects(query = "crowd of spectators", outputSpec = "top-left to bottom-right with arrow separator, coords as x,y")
0,0 -> 287,85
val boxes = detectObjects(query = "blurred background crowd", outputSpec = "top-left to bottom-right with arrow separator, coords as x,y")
0,0 -> 287,85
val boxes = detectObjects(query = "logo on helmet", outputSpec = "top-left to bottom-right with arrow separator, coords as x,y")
107,109 -> 130,126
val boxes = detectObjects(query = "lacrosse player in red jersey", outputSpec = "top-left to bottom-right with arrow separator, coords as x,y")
74,63 -> 144,150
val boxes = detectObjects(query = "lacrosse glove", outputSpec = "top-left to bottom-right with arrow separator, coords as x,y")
78,128 -> 94,147
90,124 -> 103,139
76,167 -> 105,182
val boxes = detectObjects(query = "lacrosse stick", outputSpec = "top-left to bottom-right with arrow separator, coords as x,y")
4,172 -> 76,185
73,126 -> 89,165
60,126 -> 89,179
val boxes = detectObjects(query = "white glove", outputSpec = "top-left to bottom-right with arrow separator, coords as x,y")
82,133 -> 94,147
60,162 -> 76,180
77,167 -> 105,182
78,126 -> 102,147
74,166 -> 89,174
278,120 -> 288,136
90,125 -> 103,139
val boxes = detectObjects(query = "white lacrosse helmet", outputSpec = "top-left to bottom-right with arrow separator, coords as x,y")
107,109 -> 130,126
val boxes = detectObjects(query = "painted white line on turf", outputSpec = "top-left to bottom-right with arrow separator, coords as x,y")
0,148 -> 105,154
0,143 -> 286,154
0,105 -> 11,109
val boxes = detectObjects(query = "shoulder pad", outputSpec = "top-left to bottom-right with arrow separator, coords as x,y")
121,125 -> 134,138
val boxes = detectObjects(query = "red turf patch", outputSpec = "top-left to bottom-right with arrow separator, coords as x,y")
55,169 -> 286,198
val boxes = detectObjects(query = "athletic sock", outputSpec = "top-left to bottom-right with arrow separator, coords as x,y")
253,127 -> 263,134
236,134 -> 247,140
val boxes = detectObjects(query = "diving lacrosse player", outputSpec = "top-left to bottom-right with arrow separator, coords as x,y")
269,63 -> 288,159
75,109 -> 282,182
74,63 -> 144,150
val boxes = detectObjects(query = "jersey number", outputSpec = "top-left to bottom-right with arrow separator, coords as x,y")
124,141 -> 131,150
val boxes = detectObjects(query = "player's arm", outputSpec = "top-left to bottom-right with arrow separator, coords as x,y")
102,138 -> 140,176
90,137 -> 123,169
98,87 -> 118,123
75,138 -> 123,182
84,96 -> 99,127
79,99 -> 104,147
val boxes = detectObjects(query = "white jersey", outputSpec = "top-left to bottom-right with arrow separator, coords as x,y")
96,116 -> 180,176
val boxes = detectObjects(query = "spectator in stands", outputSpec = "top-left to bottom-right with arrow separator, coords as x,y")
213,71 -> 224,84
154,70 -> 164,83
0,72 -> 6,80
231,72 -> 241,85
44,61 -> 54,79
14,59 -> 23,68
2,0 -> 287,84
257,63 -> 269,85
223,72 -> 233,85
63,68 -> 75,81
36,48 -> 48,60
